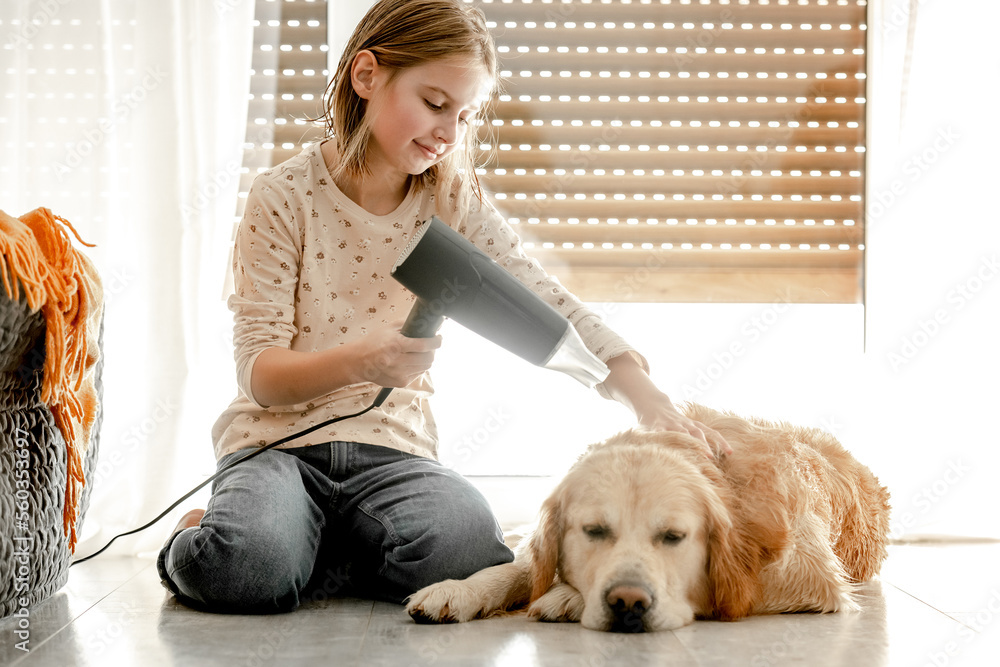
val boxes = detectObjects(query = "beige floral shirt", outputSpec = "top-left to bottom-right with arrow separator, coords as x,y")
211,141 -> 645,461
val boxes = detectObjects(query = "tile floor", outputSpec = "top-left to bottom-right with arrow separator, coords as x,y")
2,541 -> 999,666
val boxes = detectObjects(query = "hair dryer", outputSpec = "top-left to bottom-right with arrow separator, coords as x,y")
373,216 -> 609,406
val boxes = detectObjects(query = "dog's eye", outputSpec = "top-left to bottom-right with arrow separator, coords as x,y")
583,524 -> 610,540
659,530 -> 686,545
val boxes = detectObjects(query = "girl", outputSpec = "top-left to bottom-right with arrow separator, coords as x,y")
158,0 -> 729,614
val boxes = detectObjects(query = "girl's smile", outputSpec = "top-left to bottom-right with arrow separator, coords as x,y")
414,140 -> 442,161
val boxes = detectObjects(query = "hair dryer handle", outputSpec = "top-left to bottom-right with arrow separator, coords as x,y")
373,298 -> 445,407
400,297 -> 445,338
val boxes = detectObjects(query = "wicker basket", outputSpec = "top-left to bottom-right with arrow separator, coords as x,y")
0,286 -> 103,618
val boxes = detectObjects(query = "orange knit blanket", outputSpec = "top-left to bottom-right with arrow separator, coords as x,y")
0,208 -> 103,553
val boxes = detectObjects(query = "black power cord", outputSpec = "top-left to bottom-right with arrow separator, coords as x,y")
70,390 -> 391,566
72,293 -> 446,567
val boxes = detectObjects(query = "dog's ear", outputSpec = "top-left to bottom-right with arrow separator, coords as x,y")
706,513 -> 757,620
528,494 -> 562,602
704,489 -> 783,621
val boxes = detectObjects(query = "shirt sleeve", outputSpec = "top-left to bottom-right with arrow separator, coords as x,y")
228,172 -> 302,408
455,196 -> 650,399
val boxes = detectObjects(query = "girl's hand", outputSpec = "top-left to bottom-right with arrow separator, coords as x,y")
354,321 -> 443,388
602,353 -> 732,459
250,322 -> 442,408
632,392 -> 733,460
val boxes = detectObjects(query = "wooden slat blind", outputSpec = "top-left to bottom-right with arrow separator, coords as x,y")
470,0 -> 868,303
235,0 -> 328,223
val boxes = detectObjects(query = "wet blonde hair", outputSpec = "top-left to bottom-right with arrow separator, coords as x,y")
319,0 -> 498,219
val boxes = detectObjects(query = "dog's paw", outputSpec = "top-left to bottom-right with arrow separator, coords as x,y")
406,580 -> 489,624
527,583 -> 584,623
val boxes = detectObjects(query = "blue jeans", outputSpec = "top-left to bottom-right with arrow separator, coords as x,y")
156,442 -> 513,613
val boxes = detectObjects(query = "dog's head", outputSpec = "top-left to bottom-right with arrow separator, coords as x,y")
528,428 -> 782,632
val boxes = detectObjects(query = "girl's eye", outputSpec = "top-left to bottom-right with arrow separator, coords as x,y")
424,100 -> 443,111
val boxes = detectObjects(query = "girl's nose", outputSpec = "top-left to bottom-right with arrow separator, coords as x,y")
435,117 -> 462,146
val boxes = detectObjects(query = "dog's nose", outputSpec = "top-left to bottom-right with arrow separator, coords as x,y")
605,584 -> 653,632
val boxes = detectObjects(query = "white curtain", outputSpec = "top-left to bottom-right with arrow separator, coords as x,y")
0,0 -> 255,558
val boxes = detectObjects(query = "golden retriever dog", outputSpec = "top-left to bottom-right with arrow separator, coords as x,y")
406,403 -> 891,632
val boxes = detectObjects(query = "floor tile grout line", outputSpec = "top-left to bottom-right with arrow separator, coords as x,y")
17,559 -> 157,662
355,600 -> 376,660
651,628 -> 699,661
881,580 -> 981,634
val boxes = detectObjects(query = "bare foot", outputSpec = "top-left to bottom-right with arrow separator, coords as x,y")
170,509 -> 205,540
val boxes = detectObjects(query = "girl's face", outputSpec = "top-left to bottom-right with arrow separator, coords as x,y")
361,57 -> 492,186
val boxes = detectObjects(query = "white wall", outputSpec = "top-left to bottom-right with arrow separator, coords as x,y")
858,0 -> 1000,540
434,0 -> 1000,540
328,0 -> 376,73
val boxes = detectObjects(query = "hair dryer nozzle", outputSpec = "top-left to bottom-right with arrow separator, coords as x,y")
543,324 -> 610,388
391,217 -> 609,387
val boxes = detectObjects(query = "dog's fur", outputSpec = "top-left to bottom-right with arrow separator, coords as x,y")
406,404 -> 891,632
